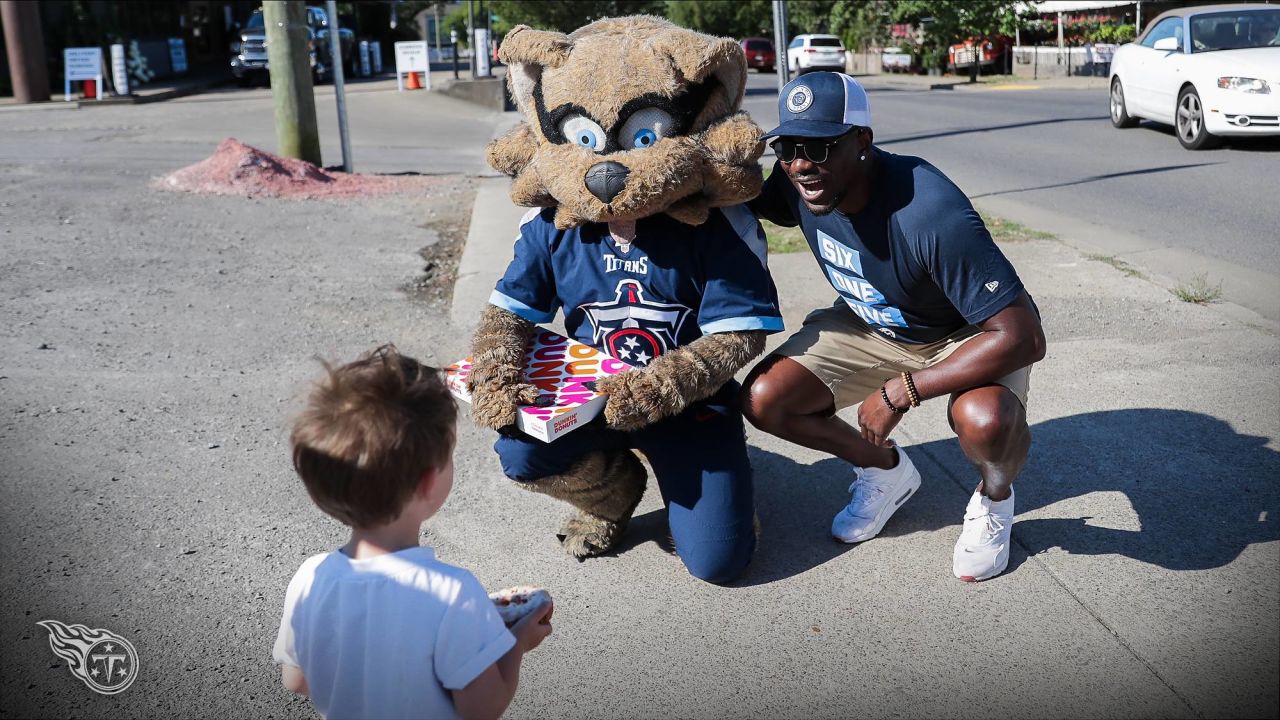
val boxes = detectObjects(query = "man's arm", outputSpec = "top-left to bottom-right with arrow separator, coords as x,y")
857,292 -> 1043,446
746,161 -> 799,228
889,291 -> 1045,407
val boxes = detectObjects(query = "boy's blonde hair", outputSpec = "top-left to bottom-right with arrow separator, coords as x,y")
291,345 -> 456,528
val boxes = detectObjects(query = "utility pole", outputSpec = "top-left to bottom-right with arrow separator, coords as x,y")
1,0 -> 51,103
467,0 -> 475,79
264,1 -> 321,166
772,0 -> 791,94
326,0 -> 352,172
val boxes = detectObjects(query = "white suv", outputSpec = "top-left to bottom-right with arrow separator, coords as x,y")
787,34 -> 847,75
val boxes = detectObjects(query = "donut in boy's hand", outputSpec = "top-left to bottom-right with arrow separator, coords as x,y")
488,586 -> 552,627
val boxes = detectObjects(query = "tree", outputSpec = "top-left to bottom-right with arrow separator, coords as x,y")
488,1 -> 665,34
890,0 -> 1027,79
664,0 -> 771,38
830,0 -> 893,52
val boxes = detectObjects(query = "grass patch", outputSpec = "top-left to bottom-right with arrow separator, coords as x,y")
1085,253 -> 1145,279
1170,273 -> 1223,304
980,212 -> 1056,242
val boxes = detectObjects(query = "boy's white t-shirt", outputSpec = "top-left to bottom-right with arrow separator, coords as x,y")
273,546 -> 515,720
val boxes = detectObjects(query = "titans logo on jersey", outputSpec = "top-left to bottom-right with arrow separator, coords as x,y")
579,280 -> 691,366
488,206 -> 785,365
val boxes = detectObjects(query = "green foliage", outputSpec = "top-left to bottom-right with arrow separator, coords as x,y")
488,0 -> 665,34
890,0 -> 1025,48
830,0 -> 893,51
785,0 -> 838,36
664,0 -> 771,38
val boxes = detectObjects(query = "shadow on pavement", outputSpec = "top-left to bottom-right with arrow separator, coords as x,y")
969,162 -> 1220,199
1134,121 -> 1280,152
878,115 -> 1110,145
623,409 -> 1279,585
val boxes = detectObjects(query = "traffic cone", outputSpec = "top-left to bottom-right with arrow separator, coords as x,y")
405,71 -> 422,90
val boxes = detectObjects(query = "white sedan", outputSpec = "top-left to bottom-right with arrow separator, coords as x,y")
1109,3 -> 1280,149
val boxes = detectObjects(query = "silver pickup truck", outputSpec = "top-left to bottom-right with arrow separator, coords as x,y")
230,6 -> 355,85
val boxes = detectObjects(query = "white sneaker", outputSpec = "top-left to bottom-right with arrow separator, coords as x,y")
953,489 -> 1015,582
831,446 -> 922,543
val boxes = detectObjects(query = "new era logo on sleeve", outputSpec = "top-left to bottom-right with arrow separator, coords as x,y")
985,280 -> 1000,293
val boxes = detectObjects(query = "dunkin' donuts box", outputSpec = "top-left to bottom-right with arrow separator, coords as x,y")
445,328 -> 632,443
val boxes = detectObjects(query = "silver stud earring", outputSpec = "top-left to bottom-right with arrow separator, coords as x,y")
859,154 -> 866,161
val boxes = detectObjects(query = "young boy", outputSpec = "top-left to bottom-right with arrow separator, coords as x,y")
274,345 -> 552,719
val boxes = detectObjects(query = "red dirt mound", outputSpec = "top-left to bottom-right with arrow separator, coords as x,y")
157,138 -> 446,199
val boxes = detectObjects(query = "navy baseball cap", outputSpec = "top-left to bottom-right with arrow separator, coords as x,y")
762,72 -> 872,139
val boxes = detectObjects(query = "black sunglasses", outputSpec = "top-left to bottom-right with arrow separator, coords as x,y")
770,128 -> 860,164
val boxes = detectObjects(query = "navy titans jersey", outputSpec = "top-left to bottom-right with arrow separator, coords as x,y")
491,206 -> 784,367
754,150 -> 1028,345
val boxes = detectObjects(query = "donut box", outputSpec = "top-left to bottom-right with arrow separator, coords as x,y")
445,328 -> 632,443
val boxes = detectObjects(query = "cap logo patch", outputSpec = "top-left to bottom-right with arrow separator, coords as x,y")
786,85 -> 813,114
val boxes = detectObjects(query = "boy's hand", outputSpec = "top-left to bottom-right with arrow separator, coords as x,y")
509,601 -> 553,654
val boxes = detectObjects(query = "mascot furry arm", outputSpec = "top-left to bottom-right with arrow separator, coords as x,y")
469,17 -> 769,432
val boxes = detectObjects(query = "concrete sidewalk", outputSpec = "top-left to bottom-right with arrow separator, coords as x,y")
0,75 -> 1273,719
453,143 -> 1279,718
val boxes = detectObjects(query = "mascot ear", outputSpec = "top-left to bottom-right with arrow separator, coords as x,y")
499,25 -> 573,118
650,32 -> 747,129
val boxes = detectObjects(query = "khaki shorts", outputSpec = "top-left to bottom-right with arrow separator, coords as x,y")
773,301 -> 1031,411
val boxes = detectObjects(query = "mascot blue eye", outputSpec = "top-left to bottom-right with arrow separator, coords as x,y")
619,107 -> 676,151
631,129 -> 658,148
559,115 -> 607,152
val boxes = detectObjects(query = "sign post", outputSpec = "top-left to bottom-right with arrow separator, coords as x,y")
110,43 -> 129,96
63,47 -> 103,102
473,28 -> 491,78
394,40 -> 430,92
325,0 -> 352,173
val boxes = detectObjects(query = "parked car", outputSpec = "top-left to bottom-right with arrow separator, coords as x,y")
1109,4 -> 1280,149
230,6 -> 355,86
741,37 -> 776,73
948,36 -> 1011,74
786,34 -> 846,75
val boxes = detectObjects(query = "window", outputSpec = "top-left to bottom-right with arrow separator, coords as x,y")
1140,17 -> 1183,49
745,40 -> 772,51
810,38 -> 843,48
789,38 -> 803,49
1190,10 -> 1280,52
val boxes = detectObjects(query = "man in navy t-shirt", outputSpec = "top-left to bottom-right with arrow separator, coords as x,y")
743,73 -> 1046,582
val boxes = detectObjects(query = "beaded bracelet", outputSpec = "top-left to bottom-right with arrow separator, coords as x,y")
880,385 -> 907,414
900,371 -> 921,408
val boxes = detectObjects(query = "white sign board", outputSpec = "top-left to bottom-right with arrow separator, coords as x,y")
64,47 -> 103,102
394,41 -> 430,91
111,43 -> 129,96
474,28 -> 491,77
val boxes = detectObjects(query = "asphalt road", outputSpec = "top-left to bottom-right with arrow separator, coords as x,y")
742,73 -> 1280,322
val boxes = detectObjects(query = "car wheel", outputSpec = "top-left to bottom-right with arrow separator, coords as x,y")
1175,86 -> 1221,150
1110,78 -> 1138,128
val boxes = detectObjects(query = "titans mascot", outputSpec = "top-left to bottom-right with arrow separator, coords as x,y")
469,16 -> 782,583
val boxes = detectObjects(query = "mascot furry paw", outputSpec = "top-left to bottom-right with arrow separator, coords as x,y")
470,15 -> 783,583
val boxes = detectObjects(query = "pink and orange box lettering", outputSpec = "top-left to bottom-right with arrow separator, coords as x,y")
445,329 -> 632,443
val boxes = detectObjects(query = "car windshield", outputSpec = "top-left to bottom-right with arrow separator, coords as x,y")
246,12 -> 264,29
1190,9 -> 1280,52
810,38 -> 842,48
745,40 -> 772,51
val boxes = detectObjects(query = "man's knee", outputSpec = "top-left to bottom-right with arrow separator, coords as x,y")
740,356 -> 805,431
951,388 -> 1026,451
495,436 -> 568,482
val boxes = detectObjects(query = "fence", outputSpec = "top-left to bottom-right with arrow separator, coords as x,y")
1013,44 -> 1117,79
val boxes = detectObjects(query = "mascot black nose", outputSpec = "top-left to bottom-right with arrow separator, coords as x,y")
584,162 -> 629,203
